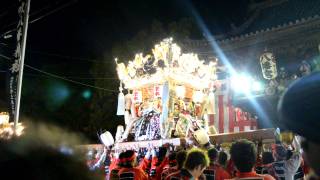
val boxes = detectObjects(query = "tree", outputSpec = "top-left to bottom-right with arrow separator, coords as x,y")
89,59 -> 120,141
168,18 -> 199,40
111,18 -> 201,61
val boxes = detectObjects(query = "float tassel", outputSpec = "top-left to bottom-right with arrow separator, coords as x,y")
117,83 -> 125,116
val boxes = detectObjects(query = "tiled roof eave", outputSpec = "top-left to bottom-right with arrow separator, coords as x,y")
181,15 -> 320,57
218,14 -> 320,44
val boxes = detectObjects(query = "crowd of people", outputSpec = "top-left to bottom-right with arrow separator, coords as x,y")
0,72 -> 319,180
85,71 -> 320,180
87,134 -> 308,180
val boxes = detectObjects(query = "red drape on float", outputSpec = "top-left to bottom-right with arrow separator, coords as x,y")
208,79 -> 258,133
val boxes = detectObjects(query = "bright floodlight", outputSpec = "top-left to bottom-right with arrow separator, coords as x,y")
252,81 -> 263,92
175,85 -> 185,98
231,74 -> 251,94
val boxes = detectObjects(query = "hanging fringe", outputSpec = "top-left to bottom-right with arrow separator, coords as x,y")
117,82 -> 125,115
115,125 -> 124,143
124,110 -> 130,126
117,92 -> 125,115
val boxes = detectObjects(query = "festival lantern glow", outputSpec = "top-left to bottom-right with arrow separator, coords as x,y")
115,38 -> 218,90
13,122 -> 25,137
193,90 -> 204,103
0,112 -> 9,125
175,85 -> 186,98
0,112 -> 25,139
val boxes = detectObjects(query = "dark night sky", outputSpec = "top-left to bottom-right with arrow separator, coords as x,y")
0,0 -> 251,90
0,0 -> 253,132
0,0 -> 249,72
27,0 -> 249,58
27,0 -> 250,57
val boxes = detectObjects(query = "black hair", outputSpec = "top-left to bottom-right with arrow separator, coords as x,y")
118,150 -> 135,168
207,148 -> 218,162
156,147 -> 168,166
230,139 -> 257,172
168,152 -> 177,166
274,145 -> 287,161
176,150 -> 187,169
184,149 -> 209,170
218,151 -> 228,167
262,152 -> 274,164
169,152 -> 177,161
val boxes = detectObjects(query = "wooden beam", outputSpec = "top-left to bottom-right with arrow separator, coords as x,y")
209,128 -> 275,144
78,129 -> 276,150
115,138 -> 182,149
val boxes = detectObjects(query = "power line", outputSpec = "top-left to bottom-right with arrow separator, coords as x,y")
24,73 -> 118,80
50,76 -> 118,80
46,76 -> 118,80
0,53 -> 118,78
1,0 -> 78,38
0,70 -> 118,80
29,50 -> 112,63
0,54 -> 118,92
29,0 -> 77,24
0,43 -> 113,64
25,65 -> 118,92
0,54 -> 10,60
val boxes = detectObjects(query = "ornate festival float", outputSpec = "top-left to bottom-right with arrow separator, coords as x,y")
102,38 -> 275,149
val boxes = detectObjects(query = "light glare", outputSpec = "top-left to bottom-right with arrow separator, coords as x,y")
252,81 -> 263,91
231,74 -> 251,94
175,85 -> 185,98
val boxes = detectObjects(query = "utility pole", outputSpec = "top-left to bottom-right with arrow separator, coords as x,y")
13,0 -> 31,132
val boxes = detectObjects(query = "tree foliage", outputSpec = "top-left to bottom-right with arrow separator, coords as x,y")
111,18 -> 201,61
20,65 -> 93,137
